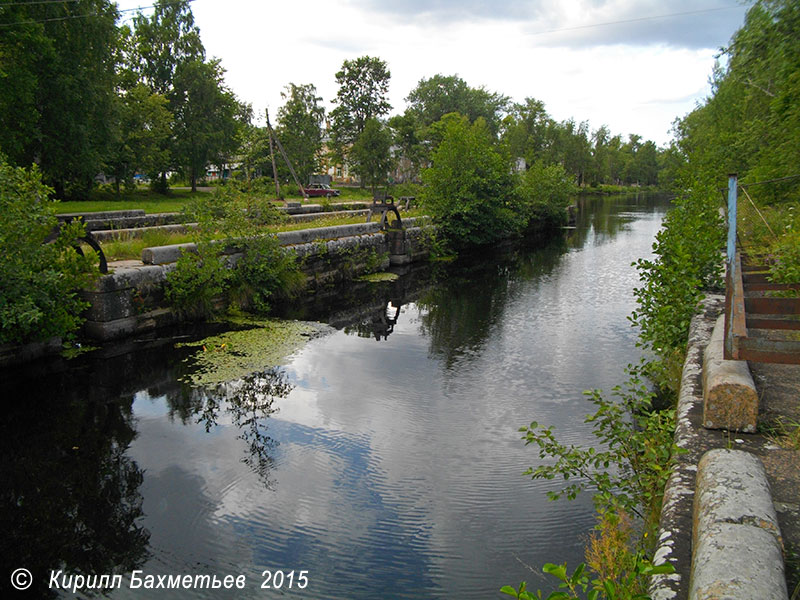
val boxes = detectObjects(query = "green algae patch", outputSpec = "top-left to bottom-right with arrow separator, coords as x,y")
177,318 -> 331,387
358,272 -> 399,283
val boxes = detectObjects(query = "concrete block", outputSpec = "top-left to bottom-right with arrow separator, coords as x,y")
142,242 -> 197,265
690,523 -> 787,600
693,449 -> 782,547
690,449 -> 787,600
703,315 -> 759,432
276,222 -> 381,246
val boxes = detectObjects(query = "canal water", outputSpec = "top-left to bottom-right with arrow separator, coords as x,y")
1,194 -> 669,599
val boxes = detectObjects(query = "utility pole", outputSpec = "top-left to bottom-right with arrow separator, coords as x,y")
266,109 -> 281,199
266,109 -> 308,200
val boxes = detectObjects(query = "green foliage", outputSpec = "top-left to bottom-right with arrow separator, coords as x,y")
0,0 -> 120,199
421,114 -> 520,247
0,160 -> 97,343
515,161 -> 575,229
106,83 -> 172,193
165,242 -> 230,317
630,183 -> 724,359
768,230 -> 800,287
521,365 -> 678,526
674,0 -> 800,202
501,558 -> 673,600
166,186 -> 302,316
276,83 -> 325,183
329,55 -> 392,157
405,73 -> 509,136
349,118 -> 395,195
171,58 -> 248,192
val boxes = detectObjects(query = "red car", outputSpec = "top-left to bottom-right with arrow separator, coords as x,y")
303,183 -> 341,198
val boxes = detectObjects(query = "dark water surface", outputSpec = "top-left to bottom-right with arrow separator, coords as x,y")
1,194 -> 669,599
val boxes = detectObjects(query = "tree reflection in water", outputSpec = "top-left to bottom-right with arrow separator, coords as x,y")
0,391 -> 150,598
166,367 -> 294,488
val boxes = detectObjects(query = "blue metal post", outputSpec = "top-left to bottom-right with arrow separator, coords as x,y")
725,174 -> 738,358
727,174 -> 738,265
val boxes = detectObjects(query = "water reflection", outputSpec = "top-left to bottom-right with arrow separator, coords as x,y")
191,369 -> 292,486
0,372 -> 149,598
417,238 -> 568,369
344,299 -> 404,340
0,193 -> 672,599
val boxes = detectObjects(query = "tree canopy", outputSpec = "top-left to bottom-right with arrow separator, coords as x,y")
329,55 -> 392,159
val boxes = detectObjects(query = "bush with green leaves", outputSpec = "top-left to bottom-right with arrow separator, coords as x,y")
521,364 -> 677,528
515,161 -> 575,230
629,181 -> 724,394
421,113 -> 521,247
166,185 -> 302,316
0,160 -> 97,344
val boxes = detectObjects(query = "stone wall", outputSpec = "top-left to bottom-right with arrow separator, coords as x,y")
79,224 -> 432,341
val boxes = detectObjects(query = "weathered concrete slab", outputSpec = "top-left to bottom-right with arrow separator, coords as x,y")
92,223 -> 194,242
275,222 -> 382,246
142,242 -> 197,265
690,449 -> 787,600
703,314 -> 759,432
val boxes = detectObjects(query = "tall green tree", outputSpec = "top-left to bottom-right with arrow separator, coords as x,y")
106,84 -> 173,193
329,56 -> 391,160
501,97 -> 552,168
674,0 -> 800,199
276,83 -> 325,183
0,0 -> 120,199
349,118 -> 394,195
406,74 -> 509,136
129,0 -> 205,191
129,0 -> 204,96
171,59 -> 248,192
421,114 -> 519,247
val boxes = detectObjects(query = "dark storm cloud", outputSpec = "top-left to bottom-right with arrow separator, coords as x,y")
352,0 -> 752,49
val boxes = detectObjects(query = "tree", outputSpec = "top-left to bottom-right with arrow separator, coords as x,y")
329,56 -> 392,159
171,59 -> 248,192
515,161 -> 574,229
276,83 -> 325,183
0,160 -> 97,343
0,0 -> 120,199
106,84 -> 173,193
129,0 -> 205,191
406,74 -> 509,136
129,0 -> 204,96
349,119 -> 394,195
421,114 -> 519,247
501,97 -> 552,168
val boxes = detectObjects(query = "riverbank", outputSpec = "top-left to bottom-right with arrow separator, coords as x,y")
0,217 -> 434,366
650,296 -> 799,599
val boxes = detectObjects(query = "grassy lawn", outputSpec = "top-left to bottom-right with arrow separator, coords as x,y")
54,183 -> 421,215
102,208 -> 428,262
54,187 -> 211,214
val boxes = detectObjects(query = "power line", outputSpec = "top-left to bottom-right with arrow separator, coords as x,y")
532,5 -> 748,37
1,0 -> 81,7
0,0 -> 195,28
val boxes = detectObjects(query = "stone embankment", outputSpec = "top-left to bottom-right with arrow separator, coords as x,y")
78,218 -> 432,342
650,297 -> 798,600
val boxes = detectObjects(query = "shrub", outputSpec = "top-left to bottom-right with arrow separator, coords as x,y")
515,161 -> 575,230
166,185 -> 301,316
0,160 -> 97,344
421,113 -> 521,247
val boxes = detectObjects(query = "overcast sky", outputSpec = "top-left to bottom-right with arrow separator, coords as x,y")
117,0 -> 752,146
